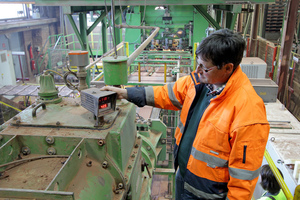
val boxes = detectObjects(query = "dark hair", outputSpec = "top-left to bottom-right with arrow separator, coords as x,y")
195,29 -> 245,70
260,164 -> 284,194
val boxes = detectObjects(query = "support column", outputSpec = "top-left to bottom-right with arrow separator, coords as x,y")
277,0 -> 300,102
249,4 -> 259,57
102,18 -> 108,54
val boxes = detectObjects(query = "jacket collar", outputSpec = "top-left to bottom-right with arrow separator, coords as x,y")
190,66 -> 247,99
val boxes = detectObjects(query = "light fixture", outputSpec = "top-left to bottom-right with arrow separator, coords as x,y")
155,6 -> 166,10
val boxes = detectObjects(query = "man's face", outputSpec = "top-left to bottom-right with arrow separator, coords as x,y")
196,56 -> 232,87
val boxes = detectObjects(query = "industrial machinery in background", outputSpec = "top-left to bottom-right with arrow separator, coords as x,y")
0,51 -> 169,200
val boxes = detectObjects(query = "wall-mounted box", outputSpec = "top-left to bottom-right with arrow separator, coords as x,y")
241,57 -> 267,78
249,78 -> 278,102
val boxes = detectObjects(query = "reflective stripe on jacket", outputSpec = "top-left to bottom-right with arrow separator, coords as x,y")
145,66 -> 270,200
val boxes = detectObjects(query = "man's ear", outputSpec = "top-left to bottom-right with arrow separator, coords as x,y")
224,63 -> 234,74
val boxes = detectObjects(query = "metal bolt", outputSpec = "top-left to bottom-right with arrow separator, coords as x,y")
86,161 -> 92,167
161,139 -> 166,144
13,116 -> 18,120
22,147 -> 31,155
102,161 -> 108,169
16,120 -> 21,125
277,159 -> 284,164
97,139 -> 105,146
47,147 -> 56,155
118,183 -> 123,189
128,165 -> 132,169
270,137 -> 275,142
131,154 -> 135,158
135,144 -> 139,148
138,136 -> 141,139
56,121 -> 60,126
45,136 -> 55,144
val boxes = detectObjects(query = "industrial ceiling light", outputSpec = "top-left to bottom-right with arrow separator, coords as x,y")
155,6 -> 165,10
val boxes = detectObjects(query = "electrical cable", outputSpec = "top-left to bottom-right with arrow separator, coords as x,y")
104,0 -> 117,58
111,0 -> 117,58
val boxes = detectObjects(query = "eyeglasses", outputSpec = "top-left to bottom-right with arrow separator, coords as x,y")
197,63 -> 217,73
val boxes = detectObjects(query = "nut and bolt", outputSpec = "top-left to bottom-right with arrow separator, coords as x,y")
128,165 -> 132,169
22,147 -> 31,155
97,139 -> 105,146
56,121 -> 60,126
131,154 -> 135,158
13,116 -> 18,121
118,183 -> 123,189
16,120 -> 21,125
86,161 -> 92,167
47,147 -> 56,155
102,161 -> 108,169
161,139 -> 166,144
134,144 -> 139,148
137,136 -> 141,139
45,136 -> 55,144
270,137 -> 275,142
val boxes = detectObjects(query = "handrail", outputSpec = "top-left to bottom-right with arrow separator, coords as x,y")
264,150 -> 293,200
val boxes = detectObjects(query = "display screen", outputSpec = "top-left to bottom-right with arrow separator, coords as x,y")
98,95 -> 111,111
99,104 -> 108,109
99,96 -> 109,102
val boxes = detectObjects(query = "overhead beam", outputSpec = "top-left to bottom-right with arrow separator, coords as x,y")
34,0 -> 275,6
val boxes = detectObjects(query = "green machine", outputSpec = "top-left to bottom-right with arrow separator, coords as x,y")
0,55 -> 167,200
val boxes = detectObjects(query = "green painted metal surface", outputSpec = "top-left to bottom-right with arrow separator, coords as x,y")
102,56 -> 128,85
125,6 -> 141,55
0,96 -> 167,199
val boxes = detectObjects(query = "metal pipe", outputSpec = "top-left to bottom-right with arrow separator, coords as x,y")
138,62 -> 141,82
164,63 -> 167,83
115,24 -> 160,66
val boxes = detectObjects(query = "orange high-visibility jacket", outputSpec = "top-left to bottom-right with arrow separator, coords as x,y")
144,66 -> 270,199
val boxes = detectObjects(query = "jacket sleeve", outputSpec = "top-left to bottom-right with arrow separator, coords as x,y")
126,75 -> 192,110
144,75 -> 192,110
227,123 -> 270,200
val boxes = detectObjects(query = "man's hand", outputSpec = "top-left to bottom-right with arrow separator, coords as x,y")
100,86 -> 128,99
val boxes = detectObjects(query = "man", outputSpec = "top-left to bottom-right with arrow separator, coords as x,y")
101,29 -> 270,200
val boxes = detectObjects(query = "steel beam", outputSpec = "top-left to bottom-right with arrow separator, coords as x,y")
34,0 -> 276,6
193,5 -> 221,30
